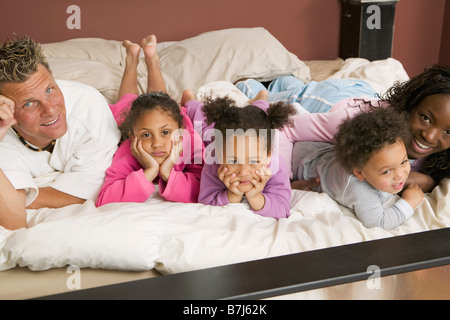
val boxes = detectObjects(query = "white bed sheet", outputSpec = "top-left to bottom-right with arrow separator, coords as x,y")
0,176 -> 448,273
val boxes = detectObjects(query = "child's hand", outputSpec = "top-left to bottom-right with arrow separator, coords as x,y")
159,139 -> 183,181
402,183 -> 424,209
218,165 -> 244,202
245,165 -> 272,199
130,136 -> 159,181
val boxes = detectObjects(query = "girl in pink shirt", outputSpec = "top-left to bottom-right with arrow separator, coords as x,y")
96,36 -> 204,206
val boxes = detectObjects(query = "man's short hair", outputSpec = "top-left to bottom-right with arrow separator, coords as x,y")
0,35 -> 50,89
334,107 -> 410,171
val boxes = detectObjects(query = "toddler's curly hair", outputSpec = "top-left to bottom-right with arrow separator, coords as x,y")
334,107 -> 410,171
201,95 -> 296,153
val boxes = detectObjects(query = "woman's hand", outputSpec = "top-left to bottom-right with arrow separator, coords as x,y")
290,177 -> 321,191
406,171 -> 437,193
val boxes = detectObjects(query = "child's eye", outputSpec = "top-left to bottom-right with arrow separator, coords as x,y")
381,170 -> 391,175
249,160 -> 259,164
142,133 -> 151,138
226,159 -> 237,164
162,130 -> 171,135
401,160 -> 409,165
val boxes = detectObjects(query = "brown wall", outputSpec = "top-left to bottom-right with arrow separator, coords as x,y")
393,0 -> 447,77
439,0 -> 450,66
0,0 -> 448,77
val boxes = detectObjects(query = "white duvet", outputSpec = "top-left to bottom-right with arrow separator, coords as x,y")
0,177 -> 448,273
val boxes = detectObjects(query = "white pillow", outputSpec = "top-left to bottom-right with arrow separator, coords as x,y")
42,29 -> 311,104
138,28 -> 311,101
42,38 -> 124,65
47,57 -> 123,104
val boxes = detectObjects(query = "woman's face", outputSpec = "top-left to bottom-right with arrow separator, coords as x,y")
407,94 -> 450,159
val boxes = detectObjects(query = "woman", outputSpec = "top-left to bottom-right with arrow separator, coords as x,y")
241,65 -> 450,192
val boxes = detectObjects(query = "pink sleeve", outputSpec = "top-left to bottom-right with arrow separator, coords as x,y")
159,164 -> 203,203
198,163 -> 230,206
96,140 -> 155,206
109,94 -> 138,125
282,97 -> 383,143
158,110 -> 205,203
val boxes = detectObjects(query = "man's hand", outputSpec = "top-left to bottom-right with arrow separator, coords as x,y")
0,96 -> 17,142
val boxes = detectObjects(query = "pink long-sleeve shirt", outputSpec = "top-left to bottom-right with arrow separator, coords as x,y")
96,95 -> 204,206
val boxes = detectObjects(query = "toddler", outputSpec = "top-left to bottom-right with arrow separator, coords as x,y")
184,92 -> 296,219
292,107 -> 424,229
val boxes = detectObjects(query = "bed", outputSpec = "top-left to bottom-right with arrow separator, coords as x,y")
0,28 -> 449,300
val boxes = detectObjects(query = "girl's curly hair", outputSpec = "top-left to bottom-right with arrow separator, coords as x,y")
118,92 -> 183,141
201,95 -> 296,153
382,64 -> 450,182
334,107 -> 410,172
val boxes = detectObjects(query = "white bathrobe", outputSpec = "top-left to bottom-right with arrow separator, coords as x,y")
0,80 -> 120,205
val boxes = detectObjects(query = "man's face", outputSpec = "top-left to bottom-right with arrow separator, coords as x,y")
1,64 -> 67,148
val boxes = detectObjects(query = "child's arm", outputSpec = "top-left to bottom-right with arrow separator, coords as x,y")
158,163 -> 203,203
198,164 -> 234,206
250,158 -> 292,219
96,142 -> 156,206
159,114 -> 205,203
245,166 -> 271,212
345,179 -> 422,230
401,183 -> 425,209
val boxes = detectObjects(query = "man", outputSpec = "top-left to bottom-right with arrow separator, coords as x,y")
0,36 -> 120,230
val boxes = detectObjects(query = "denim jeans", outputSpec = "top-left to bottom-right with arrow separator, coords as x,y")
236,75 -> 377,113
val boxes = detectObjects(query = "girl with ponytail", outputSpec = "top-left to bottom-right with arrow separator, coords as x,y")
182,90 -> 296,219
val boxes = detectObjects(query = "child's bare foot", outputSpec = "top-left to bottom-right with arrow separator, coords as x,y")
249,90 -> 269,104
181,89 -> 195,106
122,40 -> 141,61
141,35 -> 158,61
